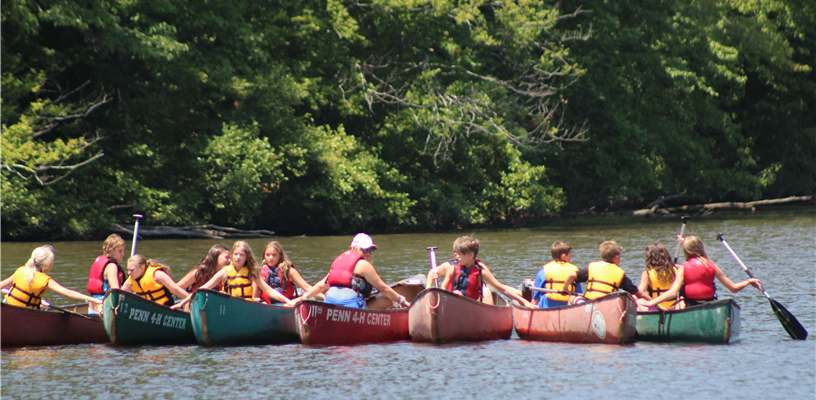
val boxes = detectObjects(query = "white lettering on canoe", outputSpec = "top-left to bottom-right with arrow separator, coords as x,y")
326,308 -> 352,322
162,314 -> 187,329
128,308 -> 151,322
366,312 -> 391,326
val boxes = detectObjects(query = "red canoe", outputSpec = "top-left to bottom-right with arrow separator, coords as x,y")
1,303 -> 109,348
513,292 -> 638,344
295,275 -> 426,346
408,288 -> 513,344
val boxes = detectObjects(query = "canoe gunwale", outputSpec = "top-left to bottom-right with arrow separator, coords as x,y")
408,287 -> 513,344
635,298 -> 741,344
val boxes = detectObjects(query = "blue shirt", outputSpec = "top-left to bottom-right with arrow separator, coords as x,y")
533,268 -> 583,308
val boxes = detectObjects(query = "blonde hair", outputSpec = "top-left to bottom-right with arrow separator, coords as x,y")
600,240 -> 622,263
25,245 -> 55,286
682,236 -> 708,260
128,255 -> 171,276
102,234 -> 125,258
645,242 -> 676,286
231,240 -> 259,279
453,236 -> 479,257
263,241 -> 293,282
551,241 -> 572,261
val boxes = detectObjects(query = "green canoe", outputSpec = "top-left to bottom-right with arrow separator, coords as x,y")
636,298 -> 741,344
103,289 -> 196,345
190,289 -> 300,346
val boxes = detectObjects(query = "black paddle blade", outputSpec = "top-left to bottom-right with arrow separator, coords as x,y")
768,298 -> 808,340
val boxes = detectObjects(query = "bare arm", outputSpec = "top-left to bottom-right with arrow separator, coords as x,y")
0,276 -> 14,290
254,275 -> 290,304
154,270 -> 190,299
284,275 -> 329,307
289,269 -> 325,300
171,269 -> 226,309
562,271 -> 578,293
121,279 -> 133,292
480,266 -> 536,308
47,280 -> 102,305
714,266 -> 761,293
637,270 -> 650,294
644,266 -> 684,307
104,263 -> 122,290
175,269 -> 198,290
358,261 -> 410,307
427,262 -> 452,288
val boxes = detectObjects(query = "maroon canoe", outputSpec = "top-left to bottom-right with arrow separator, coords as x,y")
295,275 -> 426,346
513,292 -> 638,344
408,288 -> 513,344
1,303 -> 108,348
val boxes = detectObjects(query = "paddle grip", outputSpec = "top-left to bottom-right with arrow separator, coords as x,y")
427,246 -> 439,287
131,214 -> 143,258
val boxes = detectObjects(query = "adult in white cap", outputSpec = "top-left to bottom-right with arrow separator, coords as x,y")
285,233 -> 411,309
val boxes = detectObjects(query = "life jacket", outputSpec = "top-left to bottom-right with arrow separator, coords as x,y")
542,261 -> 579,302
326,250 -> 372,297
446,261 -> 482,301
682,257 -> 716,301
585,261 -> 625,300
129,266 -> 174,306
5,267 -> 51,308
87,255 -> 125,295
260,264 -> 296,303
223,264 -> 253,299
647,268 -> 677,308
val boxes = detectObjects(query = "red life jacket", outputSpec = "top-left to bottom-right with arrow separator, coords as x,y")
260,264 -> 296,303
326,250 -> 363,287
446,262 -> 482,300
683,257 -> 716,300
87,255 -> 125,295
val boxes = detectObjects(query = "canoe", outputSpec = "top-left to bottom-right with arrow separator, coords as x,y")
636,298 -> 741,344
1,303 -> 108,348
513,292 -> 638,344
296,275 -> 426,346
103,289 -> 196,345
408,287 -> 513,344
190,289 -> 299,346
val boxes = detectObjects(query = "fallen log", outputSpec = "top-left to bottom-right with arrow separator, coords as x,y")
110,224 -> 275,239
633,195 -> 815,216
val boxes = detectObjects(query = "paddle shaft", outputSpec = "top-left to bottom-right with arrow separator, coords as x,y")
427,246 -> 439,287
130,214 -> 143,257
527,286 -> 584,297
673,216 -> 690,264
717,235 -> 772,298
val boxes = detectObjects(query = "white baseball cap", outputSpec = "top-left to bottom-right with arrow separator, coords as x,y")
350,233 -> 378,250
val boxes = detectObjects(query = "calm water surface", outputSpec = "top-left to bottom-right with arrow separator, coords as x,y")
2,210 -> 815,399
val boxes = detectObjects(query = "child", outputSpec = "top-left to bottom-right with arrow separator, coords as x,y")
533,241 -> 583,308
637,242 -> 679,310
254,241 -> 323,304
87,234 -> 127,312
639,236 -> 761,309
2,245 -> 102,309
562,240 -> 651,303
176,244 -> 230,293
121,255 -> 190,307
431,235 -> 536,308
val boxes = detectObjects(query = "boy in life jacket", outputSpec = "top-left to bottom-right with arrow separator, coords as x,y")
562,240 -> 651,303
87,234 -> 127,313
532,241 -> 583,308
430,235 -> 537,308
121,255 -> 191,307
2,245 -> 103,310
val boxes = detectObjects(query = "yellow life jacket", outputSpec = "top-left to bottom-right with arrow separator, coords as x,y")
585,261 -> 625,300
542,261 -> 579,302
128,266 -> 173,306
5,266 -> 51,308
223,264 -> 253,299
647,268 -> 677,309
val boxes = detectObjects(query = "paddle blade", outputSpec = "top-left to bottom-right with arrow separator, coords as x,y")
769,298 -> 808,340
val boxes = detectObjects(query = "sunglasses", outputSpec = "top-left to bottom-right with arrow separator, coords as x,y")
362,248 -> 376,254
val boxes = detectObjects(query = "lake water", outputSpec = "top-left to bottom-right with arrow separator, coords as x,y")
2,209 -> 815,399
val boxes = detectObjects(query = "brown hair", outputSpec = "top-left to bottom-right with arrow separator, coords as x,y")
263,241 -> 293,282
645,242 -> 676,286
231,240 -> 259,279
600,240 -> 622,263
551,241 -> 572,261
195,245 -> 229,288
102,234 -> 125,258
453,236 -> 480,257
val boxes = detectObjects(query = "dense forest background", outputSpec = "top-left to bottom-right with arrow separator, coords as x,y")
2,0 -> 814,240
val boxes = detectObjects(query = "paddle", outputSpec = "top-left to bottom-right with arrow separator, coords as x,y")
130,213 -> 143,257
2,289 -> 98,321
673,215 -> 690,264
717,234 -> 808,340
526,284 -> 584,297
427,246 -> 439,288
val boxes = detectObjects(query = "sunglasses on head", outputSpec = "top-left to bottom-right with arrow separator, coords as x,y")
362,248 -> 376,254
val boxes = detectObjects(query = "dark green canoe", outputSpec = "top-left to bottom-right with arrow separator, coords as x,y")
190,289 -> 300,346
636,298 -> 741,344
103,289 -> 196,345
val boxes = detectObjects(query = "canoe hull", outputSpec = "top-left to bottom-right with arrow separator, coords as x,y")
296,300 -> 410,346
103,289 -> 196,346
513,292 -> 638,344
1,303 -> 108,348
190,289 -> 299,346
636,299 -> 741,344
408,288 -> 513,344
